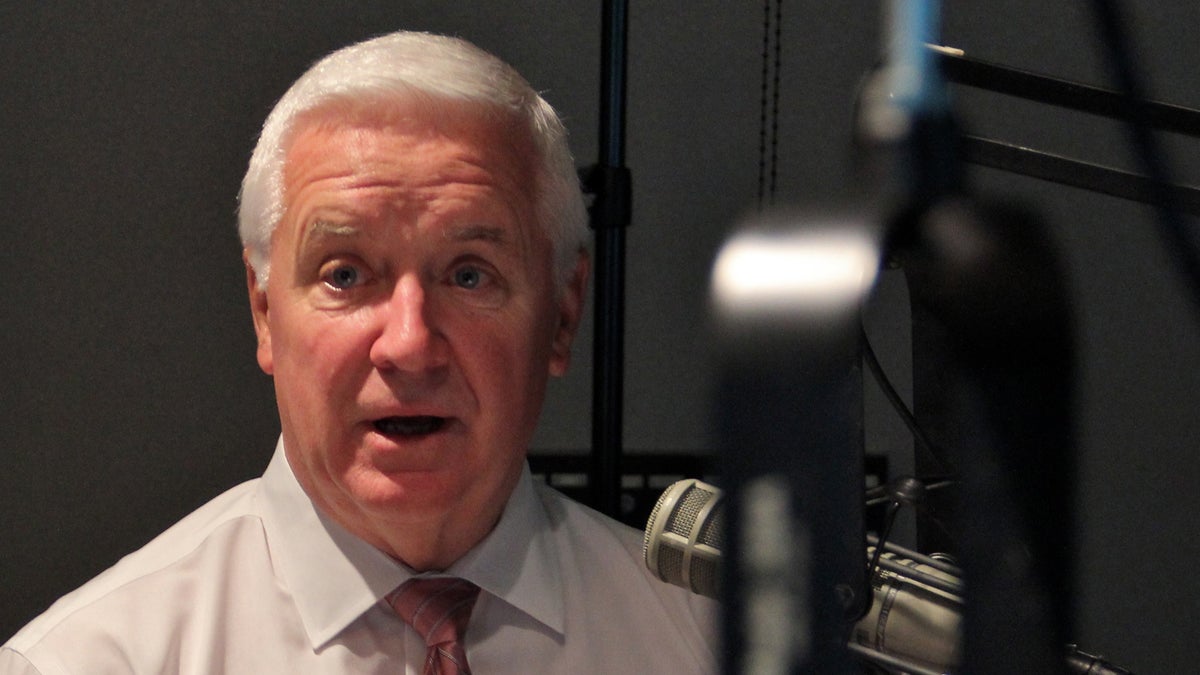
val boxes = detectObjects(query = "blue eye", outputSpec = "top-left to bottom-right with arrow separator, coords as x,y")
453,266 -> 484,289
325,265 -> 361,290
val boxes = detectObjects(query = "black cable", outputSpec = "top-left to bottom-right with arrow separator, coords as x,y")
1087,0 -> 1200,317
757,0 -> 772,209
860,324 -> 956,474
865,500 -> 901,585
769,0 -> 783,205
860,322 -> 959,563
757,0 -> 783,209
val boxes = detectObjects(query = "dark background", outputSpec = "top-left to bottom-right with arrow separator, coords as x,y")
3,3 -> 1198,672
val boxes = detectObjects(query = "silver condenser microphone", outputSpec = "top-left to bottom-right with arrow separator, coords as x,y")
642,478 -> 724,599
643,478 -> 964,673
643,479 -> 1132,675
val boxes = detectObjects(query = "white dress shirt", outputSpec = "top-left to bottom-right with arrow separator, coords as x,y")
1,439 -> 717,674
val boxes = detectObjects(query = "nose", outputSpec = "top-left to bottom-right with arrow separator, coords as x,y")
369,274 -> 448,374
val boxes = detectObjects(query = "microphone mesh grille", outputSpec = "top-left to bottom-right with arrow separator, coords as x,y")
645,480 -> 725,598
665,483 -> 711,537
666,483 -> 722,597
658,543 -> 685,583
697,497 -> 724,550
692,554 -> 719,597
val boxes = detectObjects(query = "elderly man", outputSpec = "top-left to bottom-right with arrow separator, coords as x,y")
1,31 -> 716,673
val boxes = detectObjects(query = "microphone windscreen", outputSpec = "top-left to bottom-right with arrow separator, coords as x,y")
643,479 -> 724,598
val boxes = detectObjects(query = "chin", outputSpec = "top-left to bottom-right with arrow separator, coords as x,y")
345,468 -> 462,514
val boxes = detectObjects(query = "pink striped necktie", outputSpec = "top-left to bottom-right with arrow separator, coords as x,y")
388,577 -> 481,675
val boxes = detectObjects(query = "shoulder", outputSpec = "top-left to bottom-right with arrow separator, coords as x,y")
533,483 -> 719,671
3,480 -> 269,669
532,480 -> 661,577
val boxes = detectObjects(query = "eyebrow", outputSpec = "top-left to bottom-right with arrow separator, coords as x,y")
303,220 -> 361,241
444,224 -> 510,247
299,220 -> 513,250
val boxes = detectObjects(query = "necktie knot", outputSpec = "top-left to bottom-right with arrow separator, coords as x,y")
389,577 -> 480,674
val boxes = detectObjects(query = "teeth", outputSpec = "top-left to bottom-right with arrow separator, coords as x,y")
374,416 -> 445,436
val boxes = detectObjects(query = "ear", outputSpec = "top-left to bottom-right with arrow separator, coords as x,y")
548,250 -> 590,377
244,250 -> 275,375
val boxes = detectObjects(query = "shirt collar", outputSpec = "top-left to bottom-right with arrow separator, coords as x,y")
257,439 -> 565,649
447,467 -> 565,635
259,439 -> 406,648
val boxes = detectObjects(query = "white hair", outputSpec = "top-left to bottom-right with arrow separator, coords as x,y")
237,31 -> 589,289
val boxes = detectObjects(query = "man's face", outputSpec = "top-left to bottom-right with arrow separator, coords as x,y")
246,104 -> 587,568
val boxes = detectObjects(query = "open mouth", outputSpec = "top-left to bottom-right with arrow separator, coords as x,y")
373,416 -> 447,436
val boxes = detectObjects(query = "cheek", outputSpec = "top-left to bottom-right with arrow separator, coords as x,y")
453,311 -> 547,393
271,309 -> 371,404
